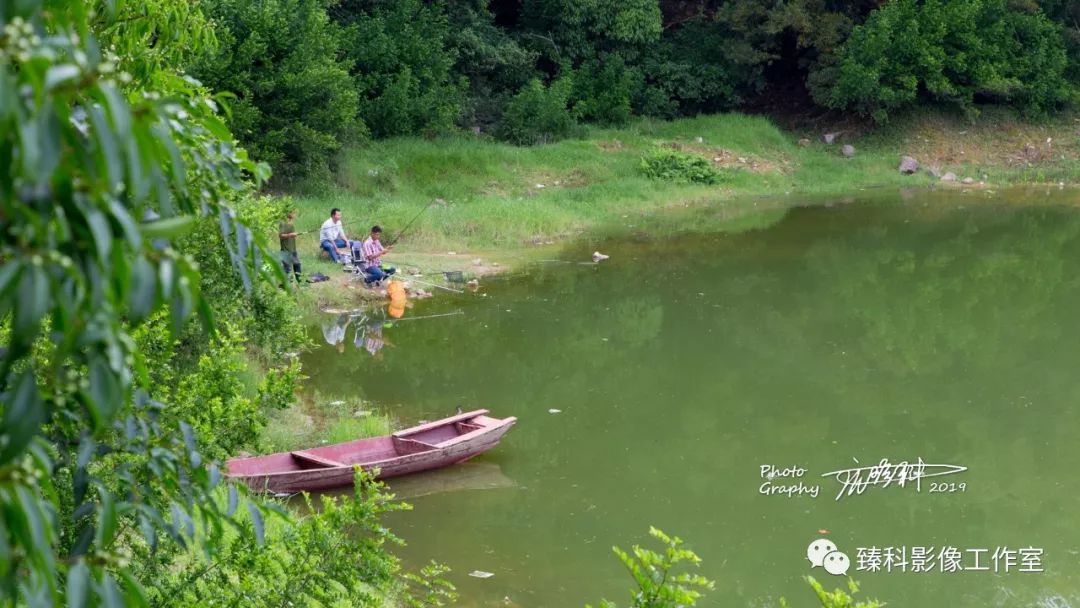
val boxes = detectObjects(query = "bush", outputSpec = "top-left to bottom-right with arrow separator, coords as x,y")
587,527 -> 713,608
571,54 -> 639,125
640,148 -> 726,185
825,0 -> 1073,122
148,470 -> 457,608
780,577 -> 884,608
190,0 -> 361,182
497,77 -> 580,145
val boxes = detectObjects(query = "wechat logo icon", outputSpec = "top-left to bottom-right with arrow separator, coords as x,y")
806,538 -> 850,576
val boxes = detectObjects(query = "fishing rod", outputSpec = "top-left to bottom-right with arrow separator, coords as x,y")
406,277 -> 464,294
350,310 -> 464,323
386,310 -> 464,322
387,199 -> 438,247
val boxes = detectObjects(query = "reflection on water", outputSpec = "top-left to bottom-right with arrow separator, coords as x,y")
302,190 -> 1080,608
309,462 -> 517,504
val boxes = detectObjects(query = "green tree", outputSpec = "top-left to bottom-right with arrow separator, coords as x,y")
0,0 -> 277,604
825,0 -> 1073,121
191,0 -> 361,183
332,0 -> 464,138
445,0 -> 538,130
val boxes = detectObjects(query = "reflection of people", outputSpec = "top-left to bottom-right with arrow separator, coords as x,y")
321,314 -> 351,349
359,225 -> 397,285
278,208 -> 301,283
319,208 -> 353,263
354,318 -> 393,359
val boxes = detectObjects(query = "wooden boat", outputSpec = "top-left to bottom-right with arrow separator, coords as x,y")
226,410 -> 516,493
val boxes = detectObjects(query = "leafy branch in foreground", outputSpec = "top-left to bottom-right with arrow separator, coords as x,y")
588,527 -> 714,608
0,0 -> 279,605
780,576 -> 885,608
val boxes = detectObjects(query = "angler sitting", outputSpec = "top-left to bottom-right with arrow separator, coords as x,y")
319,207 -> 354,263
359,225 -> 397,285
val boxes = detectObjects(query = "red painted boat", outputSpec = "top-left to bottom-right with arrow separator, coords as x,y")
226,410 -> 516,493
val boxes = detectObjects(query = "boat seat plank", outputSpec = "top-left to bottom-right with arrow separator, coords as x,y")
291,451 -> 345,468
393,436 -> 438,455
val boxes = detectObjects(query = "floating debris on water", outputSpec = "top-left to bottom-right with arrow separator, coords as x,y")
548,408 -> 562,414
592,251 -> 610,262
469,571 -> 495,579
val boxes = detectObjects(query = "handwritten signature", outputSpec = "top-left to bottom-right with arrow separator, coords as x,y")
820,458 -> 967,501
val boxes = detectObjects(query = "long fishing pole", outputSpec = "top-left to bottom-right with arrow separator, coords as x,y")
387,199 -> 438,247
387,310 -> 465,322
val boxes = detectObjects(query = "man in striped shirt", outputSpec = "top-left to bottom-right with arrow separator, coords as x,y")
359,225 -> 397,285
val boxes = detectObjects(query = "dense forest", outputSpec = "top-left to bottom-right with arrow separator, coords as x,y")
185,0 -> 1080,182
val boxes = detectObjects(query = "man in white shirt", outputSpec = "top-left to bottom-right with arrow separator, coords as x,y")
319,208 -> 352,263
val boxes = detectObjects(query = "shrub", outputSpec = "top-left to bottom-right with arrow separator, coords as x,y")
825,0 -> 1073,122
148,470 -> 457,607
497,77 -> 580,145
571,54 -> 639,125
780,577 -> 884,608
587,527 -> 714,608
640,148 -> 726,185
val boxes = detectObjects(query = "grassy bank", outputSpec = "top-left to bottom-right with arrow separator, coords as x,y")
285,109 -> 1080,308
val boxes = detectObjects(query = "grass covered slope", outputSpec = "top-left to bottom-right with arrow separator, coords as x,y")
291,111 -> 1080,257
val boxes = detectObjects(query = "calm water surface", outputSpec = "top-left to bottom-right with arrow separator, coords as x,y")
302,190 -> 1080,607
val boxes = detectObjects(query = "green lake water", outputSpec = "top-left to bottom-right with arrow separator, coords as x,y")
302,189 -> 1080,608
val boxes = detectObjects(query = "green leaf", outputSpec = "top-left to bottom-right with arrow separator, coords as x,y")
119,569 -> 149,608
12,259 -> 49,345
127,257 -> 157,322
142,215 -> 194,239
226,484 -> 238,517
96,490 -> 117,547
86,355 -> 121,427
0,369 -> 45,465
89,105 -> 122,192
67,561 -> 89,608
45,65 -> 81,91
101,574 -> 123,608
86,207 -> 112,262
247,501 -> 264,544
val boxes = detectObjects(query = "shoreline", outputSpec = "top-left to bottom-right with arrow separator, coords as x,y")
293,180 -> 1080,313
283,109 -> 1080,312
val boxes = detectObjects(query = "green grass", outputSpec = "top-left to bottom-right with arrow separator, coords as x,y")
282,109 -> 1080,298
260,391 -> 392,453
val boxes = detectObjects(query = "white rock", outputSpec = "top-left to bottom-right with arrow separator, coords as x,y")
898,156 -> 919,174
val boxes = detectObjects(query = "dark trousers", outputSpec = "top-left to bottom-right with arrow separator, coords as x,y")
363,265 -> 396,285
280,251 -> 302,281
